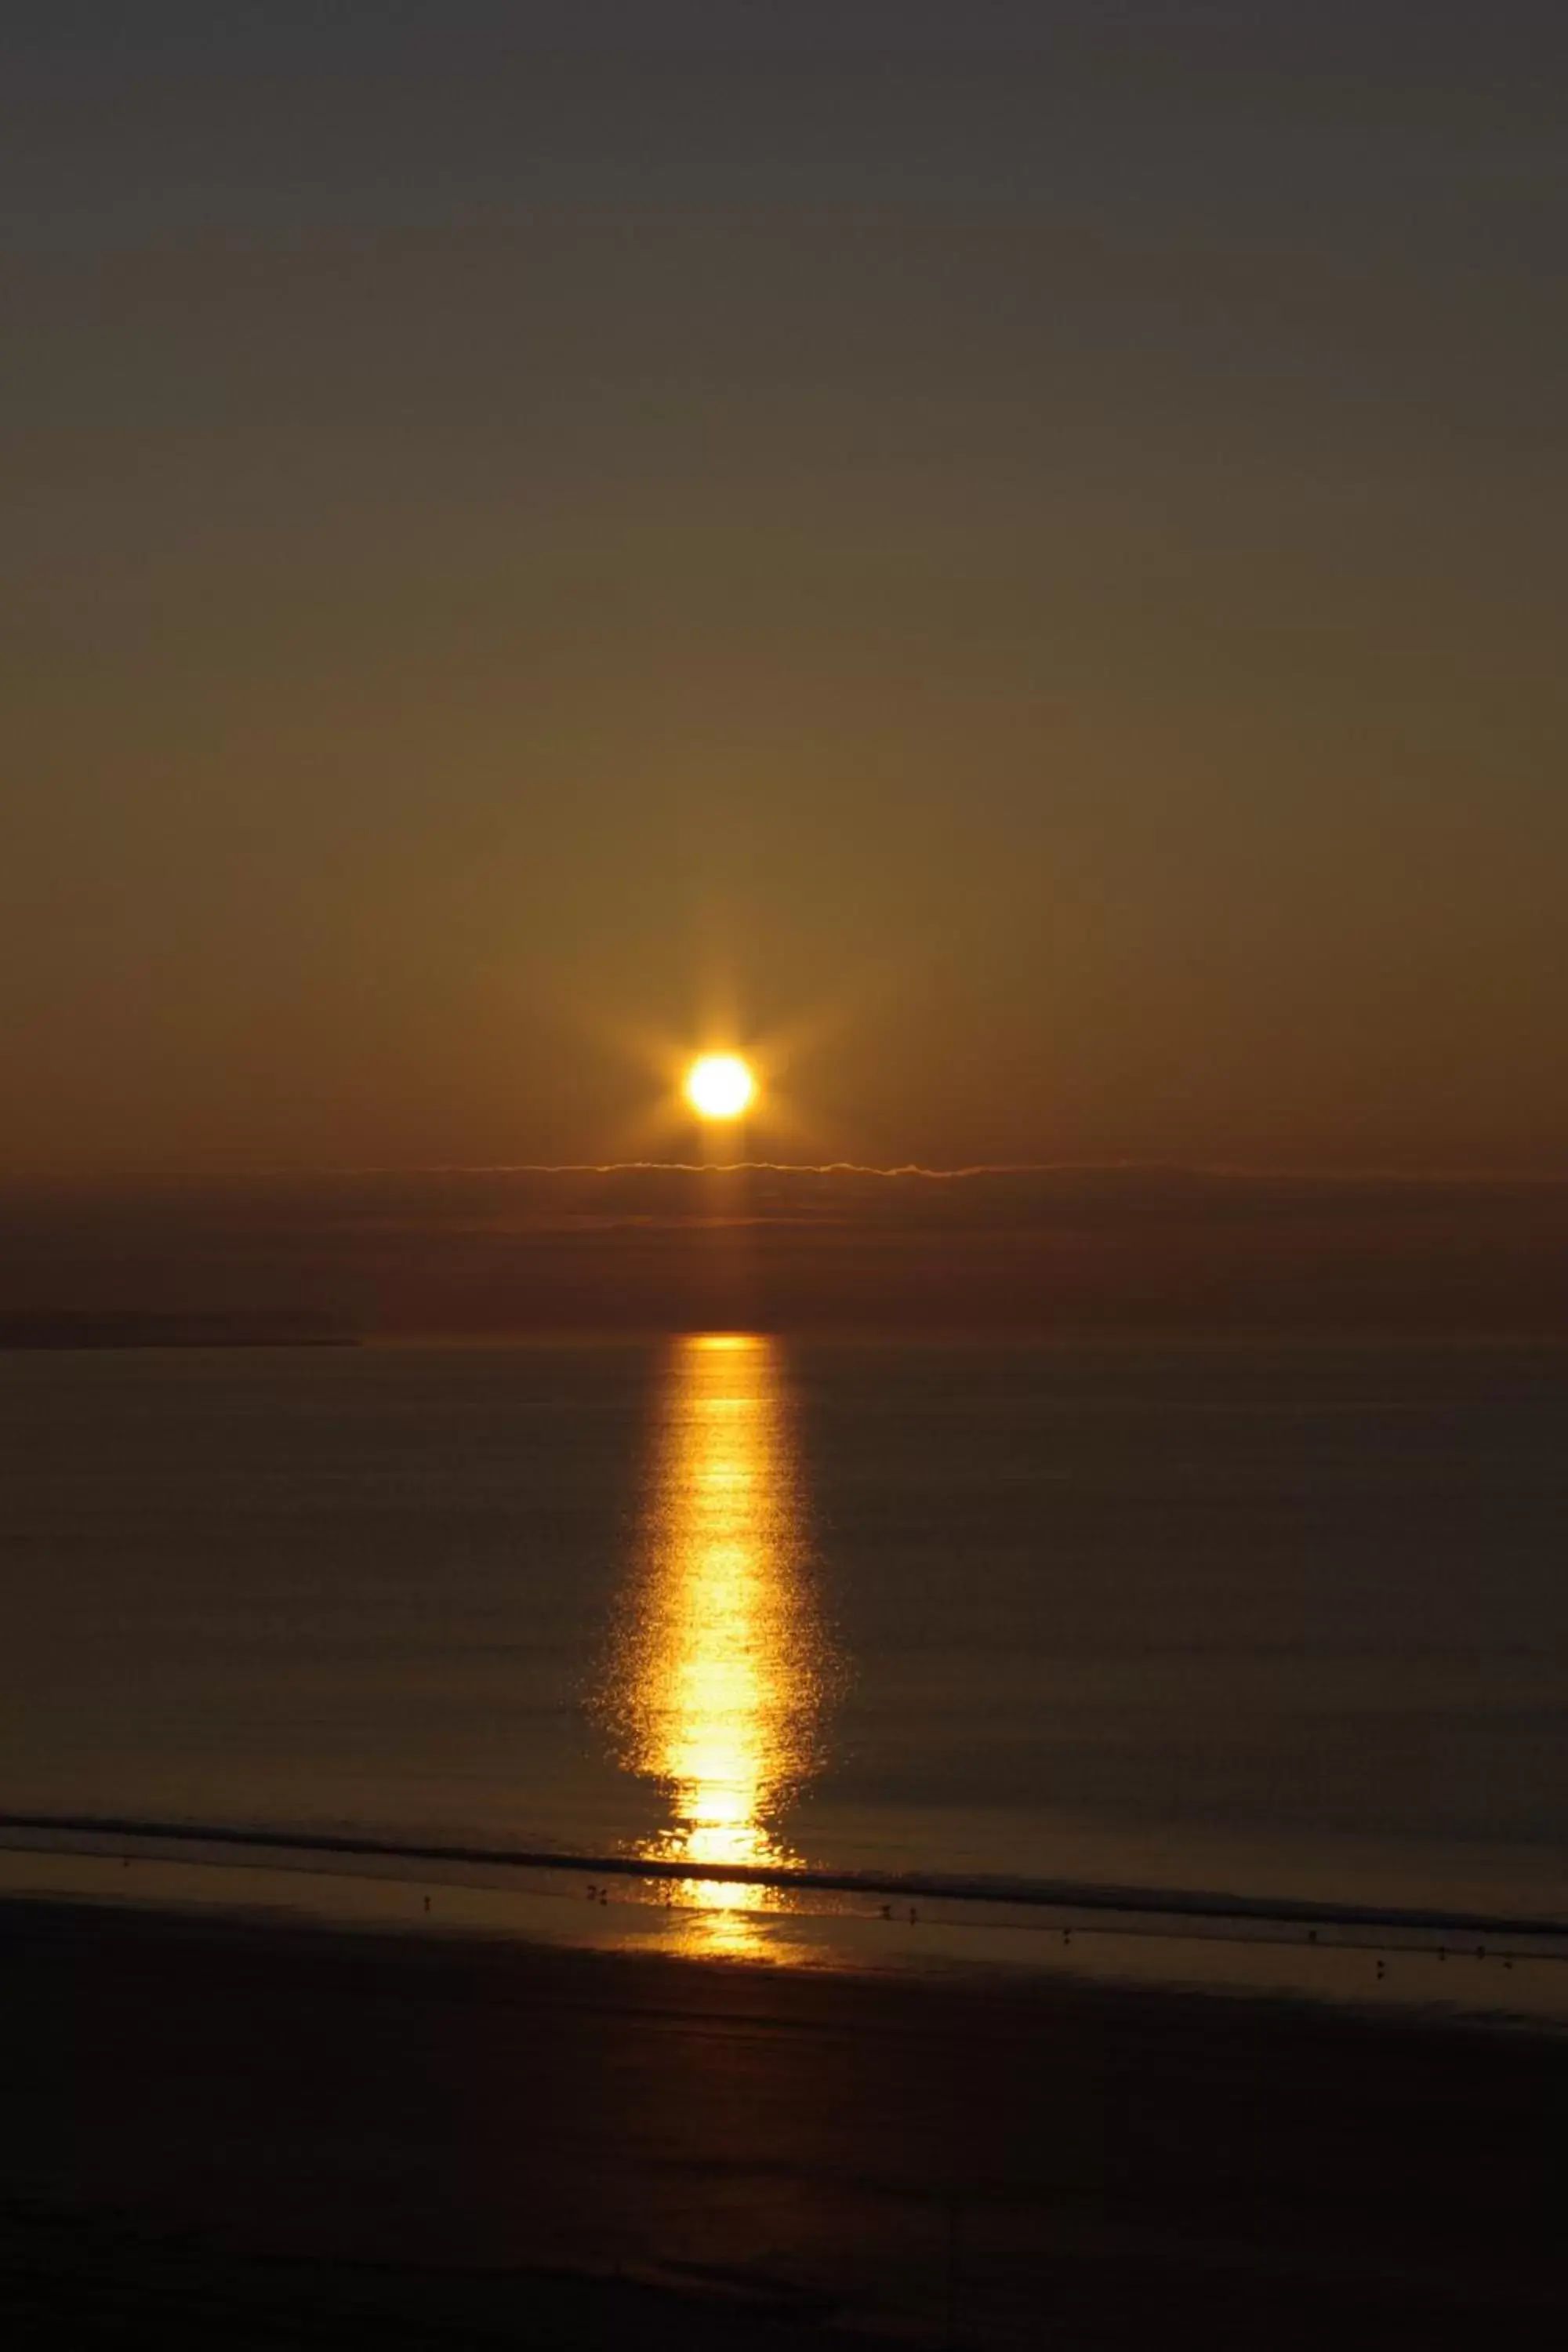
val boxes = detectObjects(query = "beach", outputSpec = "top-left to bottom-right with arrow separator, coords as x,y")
3,1331 -> 1565,2343
2,1891 -> 1563,2347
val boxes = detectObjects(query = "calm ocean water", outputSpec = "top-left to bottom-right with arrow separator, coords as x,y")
2,1337 -> 1566,1929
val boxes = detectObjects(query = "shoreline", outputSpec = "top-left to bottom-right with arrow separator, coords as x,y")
2,1889 -> 1564,2346
5,1824 -> 1567,2032
5,1806 -> 1566,1944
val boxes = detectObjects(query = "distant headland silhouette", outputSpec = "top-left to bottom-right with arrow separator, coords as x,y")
0,1310 -> 356,1350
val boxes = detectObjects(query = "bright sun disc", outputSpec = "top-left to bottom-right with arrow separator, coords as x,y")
684,1053 -> 755,1120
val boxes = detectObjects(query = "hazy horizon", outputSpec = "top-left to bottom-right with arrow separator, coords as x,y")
5,1161 -> 1566,1337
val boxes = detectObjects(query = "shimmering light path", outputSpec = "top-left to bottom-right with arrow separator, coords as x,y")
594,1333 -> 835,1951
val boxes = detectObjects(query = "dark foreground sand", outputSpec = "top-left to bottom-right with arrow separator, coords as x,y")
1,1896 -> 1563,2348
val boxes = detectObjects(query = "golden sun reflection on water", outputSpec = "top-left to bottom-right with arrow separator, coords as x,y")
597,1333 -> 833,1955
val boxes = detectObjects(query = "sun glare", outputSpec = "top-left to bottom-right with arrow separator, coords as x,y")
684,1053 -> 755,1121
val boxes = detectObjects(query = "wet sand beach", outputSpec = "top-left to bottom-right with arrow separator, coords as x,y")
1,1893 -> 1563,2347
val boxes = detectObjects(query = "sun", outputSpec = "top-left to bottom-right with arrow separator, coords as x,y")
684,1053 -> 756,1120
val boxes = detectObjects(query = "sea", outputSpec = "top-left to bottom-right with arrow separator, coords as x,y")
2,1335 -> 1566,1992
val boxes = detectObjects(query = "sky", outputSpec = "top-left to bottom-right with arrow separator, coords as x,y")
6,2 -> 1567,1178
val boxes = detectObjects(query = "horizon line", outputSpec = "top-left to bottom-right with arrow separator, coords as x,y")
5,1158 -> 1568,1188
